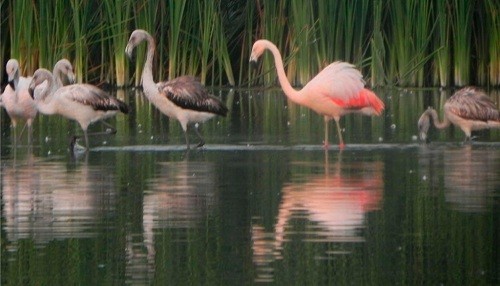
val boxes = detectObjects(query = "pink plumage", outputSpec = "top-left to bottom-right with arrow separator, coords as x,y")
250,39 -> 385,149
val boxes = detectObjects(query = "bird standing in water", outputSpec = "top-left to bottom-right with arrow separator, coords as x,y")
29,68 -> 129,151
249,39 -> 384,149
418,86 -> 500,142
1,59 -> 37,144
125,29 -> 228,149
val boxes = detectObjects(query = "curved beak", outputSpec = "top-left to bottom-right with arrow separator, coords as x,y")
29,87 -> 35,99
125,44 -> 134,60
249,55 -> 259,70
67,72 -> 76,84
8,80 -> 15,90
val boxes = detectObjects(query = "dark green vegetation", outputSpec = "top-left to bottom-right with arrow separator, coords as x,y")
1,0 -> 499,88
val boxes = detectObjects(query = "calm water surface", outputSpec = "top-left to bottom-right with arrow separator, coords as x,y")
1,88 -> 499,285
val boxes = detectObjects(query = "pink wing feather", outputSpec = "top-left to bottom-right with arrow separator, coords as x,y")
304,61 -> 384,114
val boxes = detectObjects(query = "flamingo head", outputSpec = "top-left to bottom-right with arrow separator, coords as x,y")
249,40 -> 269,64
125,29 -> 151,59
417,107 -> 432,142
29,69 -> 52,99
54,59 -> 76,85
6,59 -> 20,90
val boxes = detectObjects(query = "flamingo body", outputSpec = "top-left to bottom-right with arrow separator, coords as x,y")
250,39 -> 384,148
126,29 -> 227,148
29,68 -> 128,150
1,60 -> 37,138
418,87 -> 500,142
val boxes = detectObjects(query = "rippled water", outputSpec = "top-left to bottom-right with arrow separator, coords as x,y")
1,88 -> 499,285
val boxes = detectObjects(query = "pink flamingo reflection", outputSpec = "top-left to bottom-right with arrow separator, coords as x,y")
252,157 -> 384,282
2,154 -> 115,247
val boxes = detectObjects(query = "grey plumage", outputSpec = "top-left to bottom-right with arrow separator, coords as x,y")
158,76 -> 227,116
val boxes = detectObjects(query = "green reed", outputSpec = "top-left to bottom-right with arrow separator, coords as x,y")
1,1 -> 499,88
370,0 -> 386,87
387,0 -> 435,87
167,0 -> 186,80
132,0 -> 159,86
103,0 -> 131,87
451,0 -> 473,86
485,0 -> 499,86
9,0 -> 37,74
433,0 -> 450,87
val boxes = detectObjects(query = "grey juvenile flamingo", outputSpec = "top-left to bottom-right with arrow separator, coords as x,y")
249,39 -> 384,149
418,87 -> 500,142
125,29 -> 228,149
28,68 -> 129,151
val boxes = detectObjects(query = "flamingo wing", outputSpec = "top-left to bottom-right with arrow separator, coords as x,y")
304,61 -> 384,114
447,87 -> 499,122
62,84 -> 129,113
158,76 -> 228,116
304,62 -> 365,102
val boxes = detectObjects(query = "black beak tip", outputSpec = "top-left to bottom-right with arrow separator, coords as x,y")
8,81 -> 15,90
29,88 -> 34,99
249,60 -> 258,70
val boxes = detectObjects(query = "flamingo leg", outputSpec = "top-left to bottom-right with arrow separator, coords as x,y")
334,118 -> 345,150
193,124 -> 205,148
18,122 -> 27,142
183,126 -> 191,150
101,120 -> 117,134
84,130 -> 90,150
323,116 -> 329,149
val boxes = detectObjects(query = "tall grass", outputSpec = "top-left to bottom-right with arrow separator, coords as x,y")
1,1 -> 498,88
433,0 -> 450,87
387,0 -> 435,86
485,0 -> 500,86
370,0 -> 386,87
131,0 -> 159,86
167,0 -> 187,80
9,0 -> 37,74
451,0 -> 473,86
103,0 -> 131,87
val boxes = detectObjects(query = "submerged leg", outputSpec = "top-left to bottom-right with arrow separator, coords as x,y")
183,126 -> 191,149
84,130 -> 90,150
101,121 -> 117,134
334,118 -> 345,150
193,124 -> 205,148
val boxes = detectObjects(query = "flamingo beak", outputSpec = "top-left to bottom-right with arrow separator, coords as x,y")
68,73 -> 76,84
125,44 -> 134,60
29,87 -> 35,99
249,55 -> 259,70
8,80 -> 15,90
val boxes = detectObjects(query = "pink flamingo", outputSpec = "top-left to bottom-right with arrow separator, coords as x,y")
1,59 -> 36,144
249,39 -> 384,149
418,87 -> 500,142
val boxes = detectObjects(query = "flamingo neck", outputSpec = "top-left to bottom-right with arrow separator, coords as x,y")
35,77 -> 57,115
428,108 -> 450,129
141,35 -> 157,99
264,41 -> 303,104
52,68 -> 64,89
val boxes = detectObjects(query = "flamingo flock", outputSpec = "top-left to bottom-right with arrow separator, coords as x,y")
2,29 -> 499,153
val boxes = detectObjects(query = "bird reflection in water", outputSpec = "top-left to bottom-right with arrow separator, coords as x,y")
419,145 -> 499,213
2,151 -> 115,248
125,158 -> 217,285
252,153 -> 384,283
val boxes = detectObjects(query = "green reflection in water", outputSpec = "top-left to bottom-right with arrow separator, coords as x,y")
1,88 -> 499,285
